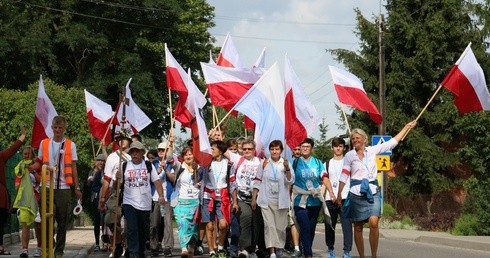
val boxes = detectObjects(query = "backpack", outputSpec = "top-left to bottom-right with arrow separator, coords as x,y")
119,160 -> 153,205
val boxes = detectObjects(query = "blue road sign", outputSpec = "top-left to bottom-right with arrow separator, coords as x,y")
372,135 -> 392,155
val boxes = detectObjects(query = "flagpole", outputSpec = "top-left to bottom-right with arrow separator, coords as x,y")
401,84 -> 443,140
340,104 -> 352,136
90,136 -> 96,161
212,108 -> 234,131
168,88 -> 175,136
212,106 -> 217,128
96,104 -> 119,156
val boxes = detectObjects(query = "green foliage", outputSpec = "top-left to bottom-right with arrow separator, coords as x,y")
0,79 -> 93,204
330,0 -> 490,231
383,202 -> 396,218
463,177 -> 490,235
0,0 -> 217,138
453,213 -> 480,236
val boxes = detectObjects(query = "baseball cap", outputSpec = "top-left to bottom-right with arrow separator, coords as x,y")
129,141 -> 146,153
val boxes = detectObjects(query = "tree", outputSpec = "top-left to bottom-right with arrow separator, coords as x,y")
0,0 -> 216,138
330,0 -> 490,231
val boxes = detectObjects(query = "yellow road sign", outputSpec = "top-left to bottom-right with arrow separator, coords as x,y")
376,155 -> 390,171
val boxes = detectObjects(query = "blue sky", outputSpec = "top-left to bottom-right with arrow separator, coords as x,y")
206,0 -> 384,139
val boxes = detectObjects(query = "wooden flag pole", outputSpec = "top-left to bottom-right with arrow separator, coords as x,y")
401,84 -> 443,140
96,104 -> 119,156
340,104 -> 352,136
212,106 -> 217,128
212,108 -> 234,132
168,88 -> 175,134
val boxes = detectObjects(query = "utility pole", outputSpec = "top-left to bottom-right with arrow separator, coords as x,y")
378,14 -> 386,135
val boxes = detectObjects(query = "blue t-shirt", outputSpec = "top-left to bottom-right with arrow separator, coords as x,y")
293,157 -> 324,206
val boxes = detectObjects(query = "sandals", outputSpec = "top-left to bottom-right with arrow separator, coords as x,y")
0,249 -> 11,255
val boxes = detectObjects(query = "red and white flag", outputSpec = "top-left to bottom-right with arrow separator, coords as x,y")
114,78 -> 152,133
232,63 -> 285,155
329,66 -> 382,124
441,43 -> 490,113
185,70 -> 213,167
216,33 -> 243,68
253,47 -> 266,69
284,55 -> 320,149
201,62 -> 263,112
32,75 -> 58,148
84,89 -> 114,145
165,44 -> 193,127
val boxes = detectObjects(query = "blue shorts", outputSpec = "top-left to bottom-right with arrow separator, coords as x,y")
349,192 -> 381,222
201,198 -> 224,223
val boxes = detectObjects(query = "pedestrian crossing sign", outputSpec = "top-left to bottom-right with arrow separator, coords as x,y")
372,135 -> 393,155
376,155 -> 390,171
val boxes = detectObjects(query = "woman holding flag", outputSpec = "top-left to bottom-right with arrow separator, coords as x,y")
168,147 -> 203,258
336,120 -> 416,258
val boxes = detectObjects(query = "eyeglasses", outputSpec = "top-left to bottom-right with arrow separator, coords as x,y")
242,148 -> 254,151
158,149 -> 166,152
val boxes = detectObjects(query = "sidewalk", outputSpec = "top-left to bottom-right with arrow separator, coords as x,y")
3,225 -> 490,257
1,227 -> 92,258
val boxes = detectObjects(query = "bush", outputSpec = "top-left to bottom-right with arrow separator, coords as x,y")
383,203 -> 396,218
453,214 -> 479,236
413,212 -> 458,231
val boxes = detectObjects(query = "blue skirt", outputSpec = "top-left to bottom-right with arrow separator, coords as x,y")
349,192 -> 381,222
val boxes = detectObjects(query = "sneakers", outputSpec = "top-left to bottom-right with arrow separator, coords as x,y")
163,248 -> 172,257
210,252 -> 217,258
33,249 -> 41,258
238,250 -> 249,258
20,249 -> 28,258
328,248 -> 335,258
94,245 -> 100,252
194,245 -> 203,255
151,249 -> 160,257
270,254 -> 277,258
292,249 -> 302,257
248,252 -> 258,258
217,249 -> 227,258
342,251 -> 351,258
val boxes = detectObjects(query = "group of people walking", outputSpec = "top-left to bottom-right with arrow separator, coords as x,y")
0,115 -> 416,258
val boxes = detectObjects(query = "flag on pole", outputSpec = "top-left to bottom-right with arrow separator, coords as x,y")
165,44 -> 193,127
216,33 -> 243,68
201,62 -> 263,111
84,89 -> 114,145
284,54 -> 320,149
232,63 -> 285,155
253,47 -> 266,69
32,75 -> 58,148
441,43 -> 490,113
114,78 -> 152,133
329,66 -> 382,124
185,69 -> 213,167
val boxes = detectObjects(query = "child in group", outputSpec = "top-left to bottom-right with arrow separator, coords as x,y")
14,147 -> 42,257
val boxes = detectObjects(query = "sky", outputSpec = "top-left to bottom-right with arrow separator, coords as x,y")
206,0 -> 385,139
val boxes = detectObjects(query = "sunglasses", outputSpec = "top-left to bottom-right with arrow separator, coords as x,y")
242,148 -> 254,151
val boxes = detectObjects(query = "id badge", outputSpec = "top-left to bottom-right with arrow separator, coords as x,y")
333,182 -> 338,188
187,188 -> 193,197
138,177 -> 144,186
270,182 -> 279,194
306,180 -> 313,190
215,189 -> 221,197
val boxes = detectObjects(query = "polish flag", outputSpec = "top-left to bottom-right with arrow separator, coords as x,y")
165,44 -> 193,127
84,89 -> 114,145
441,43 -> 490,113
253,47 -> 266,69
232,63 -> 285,155
284,55 -> 320,149
32,75 -> 58,148
216,33 -> 243,68
201,62 -> 263,112
114,78 -> 152,133
329,66 -> 382,124
185,70 -> 213,167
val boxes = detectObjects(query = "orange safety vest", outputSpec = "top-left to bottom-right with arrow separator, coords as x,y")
42,138 -> 74,186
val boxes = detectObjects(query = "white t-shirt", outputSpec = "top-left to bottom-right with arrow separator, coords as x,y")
178,168 -> 200,200
37,138 -> 78,189
104,150 -> 131,187
203,159 -> 229,200
122,160 -> 159,211
325,158 -> 350,200
229,152 -> 261,193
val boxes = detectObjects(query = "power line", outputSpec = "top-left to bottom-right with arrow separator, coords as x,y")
212,32 -> 355,45
18,1 -> 164,29
80,0 -> 167,12
215,15 -> 356,27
